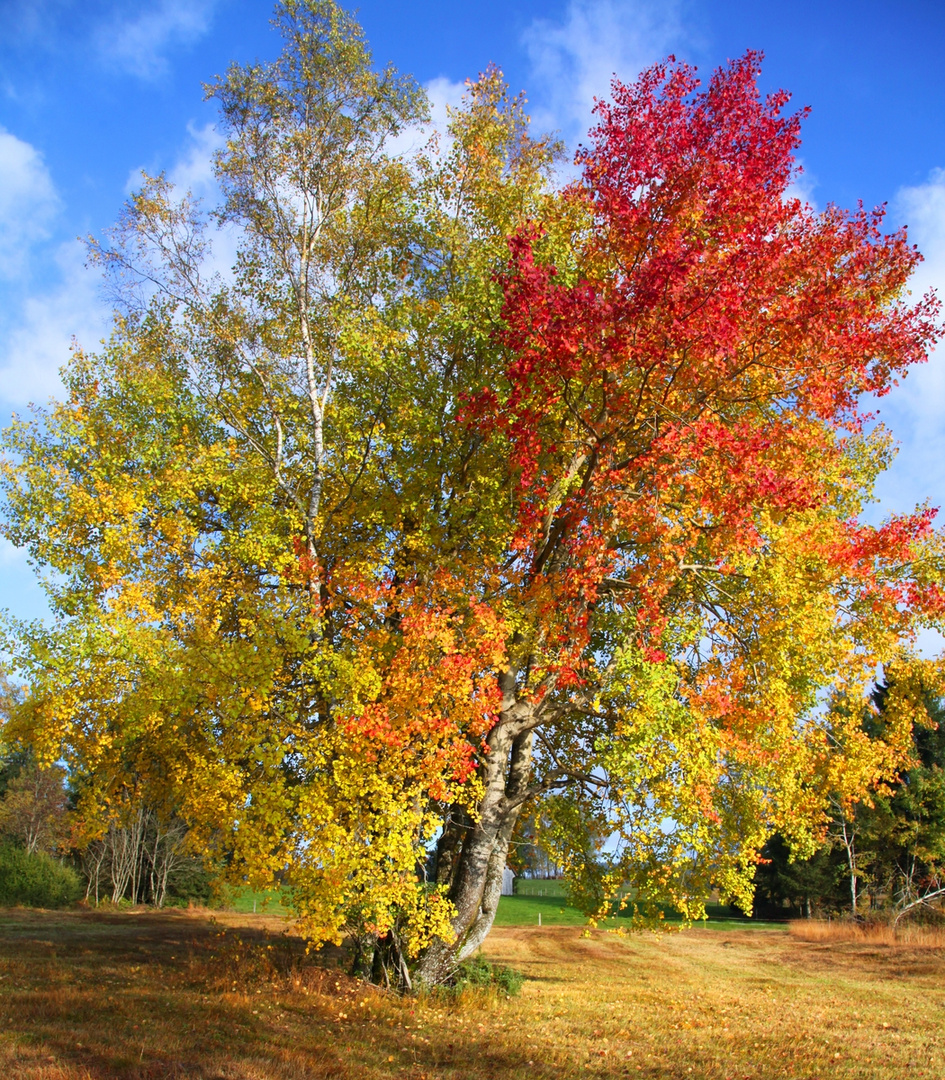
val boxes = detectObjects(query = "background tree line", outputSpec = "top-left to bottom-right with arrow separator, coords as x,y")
755,675 -> 945,923
0,670 -> 217,909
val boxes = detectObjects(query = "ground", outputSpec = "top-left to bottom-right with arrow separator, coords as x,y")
0,906 -> 943,1079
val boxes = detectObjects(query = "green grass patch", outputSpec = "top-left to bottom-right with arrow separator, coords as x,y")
496,893 -> 787,930
224,885 -> 290,915
512,878 -> 568,897
495,894 -> 588,926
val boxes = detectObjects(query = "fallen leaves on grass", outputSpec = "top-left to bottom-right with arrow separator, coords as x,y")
0,910 -> 943,1079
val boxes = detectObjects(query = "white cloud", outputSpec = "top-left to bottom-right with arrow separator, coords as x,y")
870,169 -> 945,520
120,119 -> 240,295
0,240 -> 110,408
97,0 -> 217,80
424,76 -> 468,141
0,121 -> 228,413
384,76 -> 466,161
0,127 -> 61,279
126,120 -> 224,199
167,122 -> 241,284
168,121 -> 225,198
896,167 -> 945,326
521,0 -> 697,149
784,158 -> 818,210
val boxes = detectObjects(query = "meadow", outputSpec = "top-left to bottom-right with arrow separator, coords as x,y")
1,903 -> 943,1080
496,880 -> 787,930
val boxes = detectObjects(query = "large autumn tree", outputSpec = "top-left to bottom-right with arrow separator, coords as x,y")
1,1 -> 942,987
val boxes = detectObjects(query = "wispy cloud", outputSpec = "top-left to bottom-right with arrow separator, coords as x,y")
126,120 -> 225,199
0,239 -> 109,408
97,0 -> 217,80
784,158 -> 818,210
895,179 -> 945,661
0,127 -> 61,279
168,121 -> 225,197
868,169 -> 945,532
125,120 -> 240,288
0,0 -> 71,43
522,0 -> 699,150
896,168 -> 945,317
383,76 -> 466,161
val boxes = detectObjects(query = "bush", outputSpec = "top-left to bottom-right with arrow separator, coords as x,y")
446,954 -> 525,996
164,855 -> 221,907
0,842 -> 82,908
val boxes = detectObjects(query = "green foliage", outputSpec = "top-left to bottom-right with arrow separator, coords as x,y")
753,833 -> 847,917
445,954 -> 525,997
853,678 -> 945,916
0,746 -> 28,803
0,841 -> 82,908
164,855 -> 222,908
756,675 -> 945,920
0,672 -> 27,801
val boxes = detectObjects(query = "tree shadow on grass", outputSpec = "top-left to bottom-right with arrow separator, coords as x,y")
0,908 -> 599,1080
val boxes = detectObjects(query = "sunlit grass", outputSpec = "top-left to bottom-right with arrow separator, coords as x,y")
790,917 -> 945,947
1,907 -> 943,1078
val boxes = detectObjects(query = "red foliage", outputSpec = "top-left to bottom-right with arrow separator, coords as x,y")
466,53 -> 941,682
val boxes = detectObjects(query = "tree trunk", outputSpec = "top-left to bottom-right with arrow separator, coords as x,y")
839,817 -> 858,918
413,721 -> 535,987
84,840 -> 107,905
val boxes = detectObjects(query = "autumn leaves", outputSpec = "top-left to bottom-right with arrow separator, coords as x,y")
1,2 -> 942,984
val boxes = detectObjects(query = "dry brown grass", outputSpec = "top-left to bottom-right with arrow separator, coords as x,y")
789,917 -> 945,947
1,907 -> 944,1079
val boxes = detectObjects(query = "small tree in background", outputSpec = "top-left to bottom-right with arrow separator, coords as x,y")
753,833 -> 847,918
854,675 -> 945,922
0,761 -> 70,857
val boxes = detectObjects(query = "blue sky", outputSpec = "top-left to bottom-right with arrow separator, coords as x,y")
1,0 -> 944,632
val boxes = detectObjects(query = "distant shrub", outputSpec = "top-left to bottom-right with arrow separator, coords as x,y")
164,855 -> 221,907
0,841 -> 82,908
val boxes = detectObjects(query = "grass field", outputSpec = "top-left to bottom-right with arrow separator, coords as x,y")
1,906 -> 943,1079
225,880 -> 776,930
225,887 -> 290,917
494,894 -> 786,930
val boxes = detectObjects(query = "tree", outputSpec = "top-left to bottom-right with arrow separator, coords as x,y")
507,811 -> 561,879
80,806 -> 196,908
847,671 -> 945,922
0,672 -> 72,858
753,832 -> 846,919
0,670 -> 27,801
415,53 -> 944,979
754,667 -> 945,922
0,761 -> 70,856
1,3 -> 943,987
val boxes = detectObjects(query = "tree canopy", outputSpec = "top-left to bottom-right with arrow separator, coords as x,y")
1,0 -> 943,986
